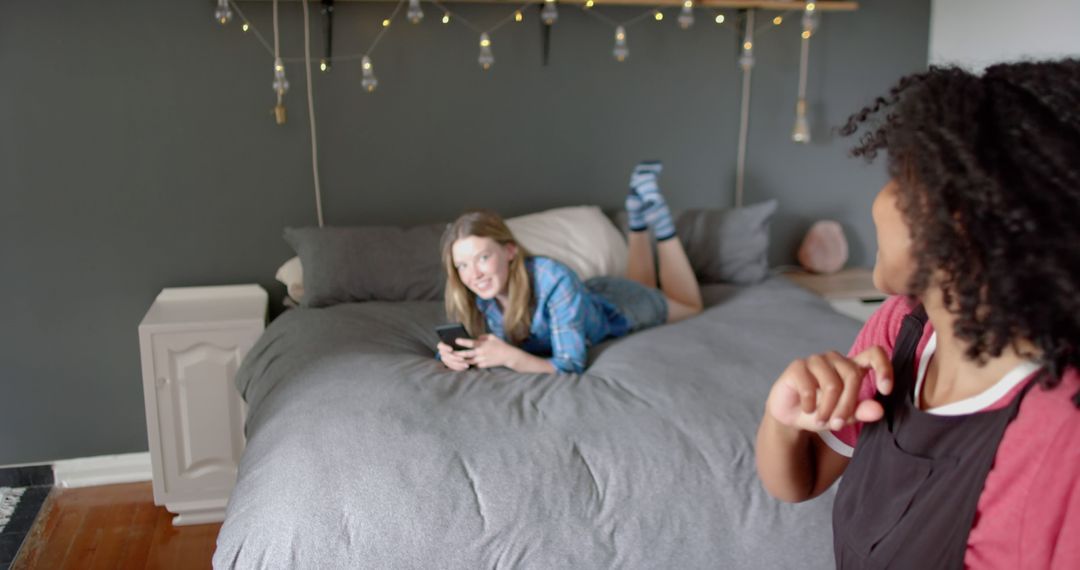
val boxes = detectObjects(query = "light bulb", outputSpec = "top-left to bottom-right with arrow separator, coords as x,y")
242,22 -> 250,32
382,18 -> 391,27
320,59 -> 329,72
715,14 -> 725,24
478,33 -> 494,70
792,99 -> 810,143
515,11 -> 523,22
613,26 -> 629,62
654,11 -> 664,21
361,56 -> 378,93
585,0 -> 594,7
215,0 -> 233,25
739,39 -> 754,70
541,0 -> 558,26
678,1 -> 694,29
801,9 -> 818,36
272,57 -> 289,95
442,13 -> 450,24
773,16 -> 783,25
806,2 -> 816,12
407,0 -> 424,24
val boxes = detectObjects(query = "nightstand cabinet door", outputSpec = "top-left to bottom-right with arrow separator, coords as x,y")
148,327 -> 256,503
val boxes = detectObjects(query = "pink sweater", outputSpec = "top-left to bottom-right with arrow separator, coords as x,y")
820,296 -> 1080,569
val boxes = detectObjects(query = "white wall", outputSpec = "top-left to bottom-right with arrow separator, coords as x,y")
930,0 -> 1080,69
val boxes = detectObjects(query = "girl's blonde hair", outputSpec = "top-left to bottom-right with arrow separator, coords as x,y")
441,210 -> 533,344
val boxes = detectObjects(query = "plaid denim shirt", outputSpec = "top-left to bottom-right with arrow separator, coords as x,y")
477,257 -> 627,373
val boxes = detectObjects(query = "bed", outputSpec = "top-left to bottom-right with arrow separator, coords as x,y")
212,273 -> 861,569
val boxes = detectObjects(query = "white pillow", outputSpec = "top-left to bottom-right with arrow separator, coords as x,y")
275,255 -> 305,304
506,206 -> 627,281
274,205 -> 628,303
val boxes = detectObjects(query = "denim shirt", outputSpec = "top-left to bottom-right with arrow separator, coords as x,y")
476,257 -> 628,373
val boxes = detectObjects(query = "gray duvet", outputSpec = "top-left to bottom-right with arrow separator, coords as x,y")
214,277 -> 862,569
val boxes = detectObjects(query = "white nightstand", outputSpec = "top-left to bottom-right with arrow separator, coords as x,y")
138,284 -> 267,526
786,268 -> 887,322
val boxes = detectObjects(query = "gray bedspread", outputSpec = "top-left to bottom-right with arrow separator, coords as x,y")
214,276 -> 862,569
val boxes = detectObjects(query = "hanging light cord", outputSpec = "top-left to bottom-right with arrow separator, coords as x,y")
273,0 -> 284,107
300,0 -> 326,227
735,8 -> 754,209
797,28 -> 809,99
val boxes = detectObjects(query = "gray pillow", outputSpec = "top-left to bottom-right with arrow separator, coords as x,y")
675,199 -> 778,284
284,225 -> 446,308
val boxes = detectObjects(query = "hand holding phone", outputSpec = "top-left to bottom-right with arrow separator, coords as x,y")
436,323 -> 473,371
435,323 -> 472,351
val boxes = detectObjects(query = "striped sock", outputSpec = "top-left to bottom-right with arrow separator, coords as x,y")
629,161 -> 676,241
625,193 -> 647,232
626,161 -> 661,232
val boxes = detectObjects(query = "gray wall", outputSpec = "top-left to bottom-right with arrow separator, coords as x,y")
0,0 -> 928,465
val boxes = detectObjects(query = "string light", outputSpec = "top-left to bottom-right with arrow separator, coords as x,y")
215,0 -> 233,25
613,26 -> 628,62
738,15 -> 754,70
678,1 -> 694,29
801,6 -> 819,38
226,1 -> 838,102
361,56 -> 378,92
478,33 -> 494,70
541,0 -> 558,25
273,58 -> 290,95
407,0 -> 424,24
792,99 -> 810,143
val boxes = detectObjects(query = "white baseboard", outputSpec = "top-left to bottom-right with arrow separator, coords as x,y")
52,452 -> 152,489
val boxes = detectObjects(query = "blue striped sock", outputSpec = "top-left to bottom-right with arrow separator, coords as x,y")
626,193 -> 647,232
629,161 -> 676,241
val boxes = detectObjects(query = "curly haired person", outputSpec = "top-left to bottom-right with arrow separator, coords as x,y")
757,60 -> 1080,569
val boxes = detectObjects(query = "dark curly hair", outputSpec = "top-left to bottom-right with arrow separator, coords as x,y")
840,60 -> 1080,407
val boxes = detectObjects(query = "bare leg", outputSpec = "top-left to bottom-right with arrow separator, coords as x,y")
657,238 -> 703,322
624,159 -> 702,322
626,231 -> 657,288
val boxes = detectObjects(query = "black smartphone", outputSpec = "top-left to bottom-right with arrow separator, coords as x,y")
435,323 -> 472,351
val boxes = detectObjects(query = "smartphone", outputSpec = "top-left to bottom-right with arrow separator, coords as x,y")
435,323 -> 472,351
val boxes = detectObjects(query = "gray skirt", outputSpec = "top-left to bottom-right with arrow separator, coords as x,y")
584,276 -> 668,332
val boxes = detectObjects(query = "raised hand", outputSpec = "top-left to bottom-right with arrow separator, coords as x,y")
766,346 -> 893,432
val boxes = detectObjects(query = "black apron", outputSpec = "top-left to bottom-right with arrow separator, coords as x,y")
832,306 -> 1035,569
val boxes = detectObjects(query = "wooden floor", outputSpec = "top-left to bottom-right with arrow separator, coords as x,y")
11,482 -> 220,570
